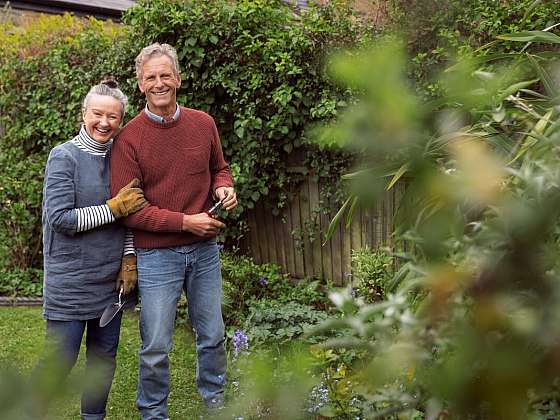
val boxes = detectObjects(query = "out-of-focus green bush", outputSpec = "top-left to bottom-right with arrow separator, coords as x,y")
305,27 -> 560,418
389,0 -> 560,97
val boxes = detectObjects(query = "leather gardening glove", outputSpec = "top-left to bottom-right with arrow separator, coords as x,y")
116,254 -> 137,294
107,178 -> 147,218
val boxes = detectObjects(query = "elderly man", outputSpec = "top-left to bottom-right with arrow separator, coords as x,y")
110,43 -> 236,418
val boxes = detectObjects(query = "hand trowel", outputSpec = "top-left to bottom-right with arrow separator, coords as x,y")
99,288 -> 126,327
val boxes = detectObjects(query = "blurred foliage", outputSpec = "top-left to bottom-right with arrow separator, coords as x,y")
388,0 -> 560,98
305,19 -> 560,418
0,0 -> 371,285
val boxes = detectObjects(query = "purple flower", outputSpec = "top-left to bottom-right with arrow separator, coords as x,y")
258,276 -> 268,286
233,329 -> 249,357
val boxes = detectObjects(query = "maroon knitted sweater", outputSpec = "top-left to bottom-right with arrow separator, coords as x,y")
110,107 -> 233,248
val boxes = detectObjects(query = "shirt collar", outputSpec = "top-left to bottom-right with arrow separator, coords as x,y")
144,103 -> 180,123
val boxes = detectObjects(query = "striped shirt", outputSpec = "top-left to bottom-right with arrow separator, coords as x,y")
71,126 -> 135,255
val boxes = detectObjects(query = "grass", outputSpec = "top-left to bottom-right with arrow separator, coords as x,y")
0,306 -> 206,419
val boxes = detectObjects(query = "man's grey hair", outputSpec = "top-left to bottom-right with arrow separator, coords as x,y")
135,43 -> 180,80
82,79 -> 128,117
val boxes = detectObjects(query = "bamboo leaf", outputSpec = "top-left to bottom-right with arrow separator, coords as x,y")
497,31 -> 560,44
345,195 -> 359,228
386,263 -> 411,293
498,79 -> 539,101
534,109 -> 553,135
386,163 -> 409,191
445,53 -> 521,72
527,55 -> 556,97
323,196 -> 352,244
341,168 -> 372,180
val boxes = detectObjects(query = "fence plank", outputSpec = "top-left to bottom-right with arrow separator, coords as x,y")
291,192 -> 305,278
309,178 -> 323,279
264,204 -> 279,265
342,211 -> 352,285
299,180 -> 315,278
274,208 -> 287,270
254,201 -> 270,262
283,204 -> 296,275
247,209 -> 261,264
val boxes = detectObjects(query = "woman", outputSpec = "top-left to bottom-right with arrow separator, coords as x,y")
41,79 -> 143,420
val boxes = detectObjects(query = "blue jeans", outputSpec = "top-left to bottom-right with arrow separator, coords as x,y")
136,240 -> 226,419
45,313 -> 122,420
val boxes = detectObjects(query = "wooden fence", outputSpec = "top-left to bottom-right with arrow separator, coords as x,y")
241,177 -> 405,286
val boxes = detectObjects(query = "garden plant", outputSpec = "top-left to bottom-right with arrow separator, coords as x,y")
3,0 -> 560,419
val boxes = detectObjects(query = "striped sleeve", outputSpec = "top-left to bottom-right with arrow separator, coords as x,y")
75,204 -> 116,232
123,229 -> 135,256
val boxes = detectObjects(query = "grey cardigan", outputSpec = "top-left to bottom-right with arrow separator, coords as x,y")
42,138 -> 124,320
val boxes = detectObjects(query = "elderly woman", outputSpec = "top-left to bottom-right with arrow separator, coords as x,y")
41,79 -> 143,420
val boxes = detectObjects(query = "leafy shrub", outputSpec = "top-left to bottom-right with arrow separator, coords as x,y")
0,268 -> 43,297
243,300 -> 328,346
351,247 -> 393,303
220,251 -> 331,326
0,15 -> 128,287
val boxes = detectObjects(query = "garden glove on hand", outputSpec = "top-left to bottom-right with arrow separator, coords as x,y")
107,178 -> 147,218
116,254 -> 137,294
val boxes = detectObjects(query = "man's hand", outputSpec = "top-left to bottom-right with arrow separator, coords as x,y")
116,254 -> 137,294
214,187 -> 237,211
182,213 -> 225,237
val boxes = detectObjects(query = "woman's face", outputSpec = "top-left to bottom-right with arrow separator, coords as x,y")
82,94 -> 122,143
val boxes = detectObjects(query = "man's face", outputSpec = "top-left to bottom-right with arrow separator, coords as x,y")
138,54 -> 181,116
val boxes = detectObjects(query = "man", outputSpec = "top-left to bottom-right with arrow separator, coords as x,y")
110,43 -> 237,419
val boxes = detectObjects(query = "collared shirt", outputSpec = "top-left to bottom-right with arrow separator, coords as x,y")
144,103 -> 181,123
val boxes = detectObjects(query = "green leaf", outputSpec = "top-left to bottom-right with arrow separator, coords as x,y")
497,31 -> 560,44
345,195 -> 359,228
323,196 -> 352,244
209,35 -> 219,45
235,126 -> 245,138
386,163 -> 409,191
317,405 -> 337,417
527,54 -> 556,97
498,79 -> 539,101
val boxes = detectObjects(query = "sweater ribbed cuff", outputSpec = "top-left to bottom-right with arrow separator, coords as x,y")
167,212 -> 185,232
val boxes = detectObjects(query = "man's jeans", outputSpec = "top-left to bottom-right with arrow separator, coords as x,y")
136,240 -> 226,420
45,313 -> 122,420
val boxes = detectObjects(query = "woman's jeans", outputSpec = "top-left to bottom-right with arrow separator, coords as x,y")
136,240 -> 226,420
45,312 -> 122,420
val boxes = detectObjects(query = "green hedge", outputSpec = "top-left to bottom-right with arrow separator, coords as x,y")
390,0 -> 560,97
0,0 -> 367,286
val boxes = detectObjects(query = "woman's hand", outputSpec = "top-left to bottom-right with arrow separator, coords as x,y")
116,254 -> 137,294
107,178 -> 147,218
